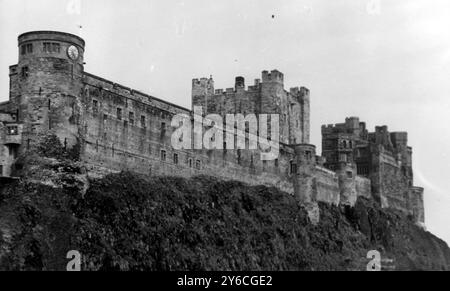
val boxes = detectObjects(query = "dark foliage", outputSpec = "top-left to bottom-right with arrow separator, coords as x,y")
0,172 -> 449,271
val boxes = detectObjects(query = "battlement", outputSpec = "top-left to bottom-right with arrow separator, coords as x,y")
262,69 -> 284,84
0,30 -> 425,228
321,117 -> 368,138
290,86 -> 309,95
375,125 -> 389,133
192,77 -> 215,97
199,76 -> 264,97
391,132 -> 408,148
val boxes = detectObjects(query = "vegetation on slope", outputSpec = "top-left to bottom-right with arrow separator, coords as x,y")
0,171 -> 449,271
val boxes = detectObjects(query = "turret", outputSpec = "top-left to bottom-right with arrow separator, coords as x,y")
16,31 -> 85,151
260,70 -> 285,115
191,77 -> 214,112
235,76 -> 245,91
292,144 -> 316,204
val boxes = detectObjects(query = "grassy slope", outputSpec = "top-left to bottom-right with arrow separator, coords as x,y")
0,172 -> 449,271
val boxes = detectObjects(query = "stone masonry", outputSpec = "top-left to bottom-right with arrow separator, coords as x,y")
0,31 -> 425,225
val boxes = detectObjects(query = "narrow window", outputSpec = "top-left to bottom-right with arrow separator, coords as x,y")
305,151 -> 312,161
290,161 -> 297,174
161,122 -> 166,131
21,66 -> 29,78
129,112 -> 134,125
92,100 -> 99,115
173,153 -> 179,164
275,159 -> 279,167
196,160 -> 201,170
21,45 -> 26,55
26,43 -> 33,54
160,150 -> 167,161
141,115 -> 146,128
117,108 -> 122,120
52,43 -> 60,53
43,43 -> 51,53
103,114 -> 108,122
188,158 -> 193,168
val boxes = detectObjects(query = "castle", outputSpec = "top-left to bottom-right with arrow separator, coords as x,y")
0,31 -> 424,224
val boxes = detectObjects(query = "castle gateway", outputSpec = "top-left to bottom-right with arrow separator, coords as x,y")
0,31 -> 424,224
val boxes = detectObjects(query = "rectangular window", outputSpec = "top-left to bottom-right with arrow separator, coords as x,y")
196,160 -> 201,170
160,150 -> 167,161
129,112 -> 134,125
43,42 -> 51,53
306,151 -> 312,161
173,153 -> 179,165
117,108 -> 122,120
290,161 -> 297,174
103,114 -> 108,121
43,42 -> 59,53
52,43 -> 60,53
275,159 -> 279,167
141,115 -> 146,128
161,122 -> 166,131
21,66 -> 29,78
188,158 -> 193,168
92,100 -> 99,115
21,45 -> 26,55
26,43 -> 33,54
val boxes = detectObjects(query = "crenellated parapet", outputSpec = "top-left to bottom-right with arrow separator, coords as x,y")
321,117 -> 425,225
0,31 -> 426,228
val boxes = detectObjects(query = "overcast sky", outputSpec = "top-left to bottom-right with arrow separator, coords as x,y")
1,0 -> 450,245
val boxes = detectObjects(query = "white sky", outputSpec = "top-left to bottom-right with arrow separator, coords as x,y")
1,0 -> 449,245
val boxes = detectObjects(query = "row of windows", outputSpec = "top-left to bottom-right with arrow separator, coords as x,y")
357,164 -> 370,176
21,42 -> 61,55
159,150 -> 202,170
21,44 -> 33,55
158,150 -> 282,172
93,100 -> 153,129
43,42 -> 61,53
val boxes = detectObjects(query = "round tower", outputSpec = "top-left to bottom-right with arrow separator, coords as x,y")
16,31 -> 85,150
292,144 -> 316,204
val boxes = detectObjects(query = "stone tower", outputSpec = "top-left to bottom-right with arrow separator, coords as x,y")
14,31 -> 85,151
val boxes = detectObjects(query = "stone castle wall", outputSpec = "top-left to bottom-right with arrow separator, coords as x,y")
0,31 -> 425,225
81,73 -> 296,194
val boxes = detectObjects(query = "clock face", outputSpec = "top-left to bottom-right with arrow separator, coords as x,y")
67,45 -> 79,60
